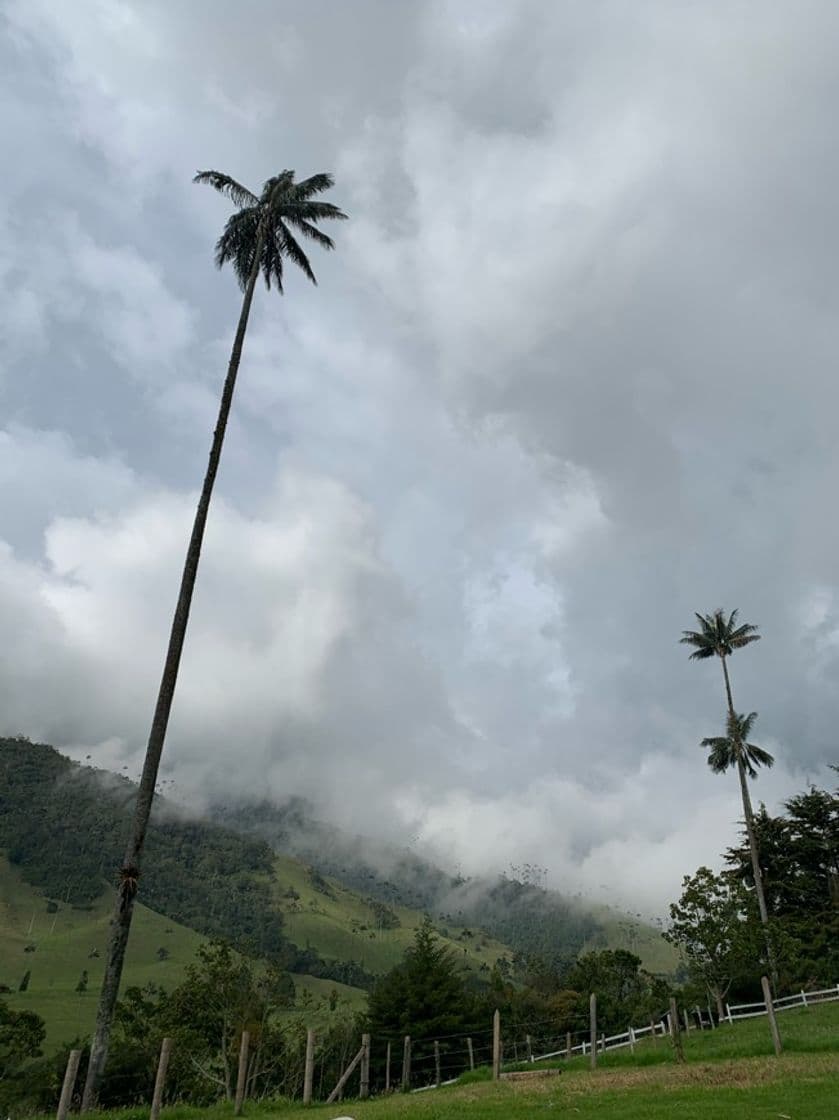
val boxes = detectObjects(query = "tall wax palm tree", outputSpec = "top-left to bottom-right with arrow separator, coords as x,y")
82,170 -> 347,1107
680,609 -> 778,989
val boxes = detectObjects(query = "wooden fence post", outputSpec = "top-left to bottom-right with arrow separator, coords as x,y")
327,1043 -> 365,1104
385,1040 -> 392,1092
526,1034 -> 533,1063
303,1029 -> 315,1105
56,1049 -> 81,1120
150,1037 -> 173,1120
234,1030 -> 250,1116
360,1033 -> 371,1098
401,1035 -> 411,1091
492,1009 -> 501,1081
566,1030 -> 572,1060
589,994 -> 597,1070
628,1026 -> 635,1054
466,1036 -> 474,1070
433,1040 -> 441,1087
707,1000 -> 716,1029
762,975 -> 783,1056
683,1008 -> 690,1034
669,998 -> 684,1063
650,1018 -> 658,1048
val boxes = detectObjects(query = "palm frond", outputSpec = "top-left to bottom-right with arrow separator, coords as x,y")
194,170 -> 258,209
680,630 -> 716,658
289,172 -> 337,200
284,199 -> 347,221
743,743 -> 775,776
736,711 -> 759,739
215,207 -> 261,289
729,621 -> 761,649
701,736 -> 734,773
284,216 -> 336,250
260,231 -> 284,293
276,221 -> 316,284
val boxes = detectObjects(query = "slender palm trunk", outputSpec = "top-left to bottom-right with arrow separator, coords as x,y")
719,656 -> 779,992
81,223 -> 268,1109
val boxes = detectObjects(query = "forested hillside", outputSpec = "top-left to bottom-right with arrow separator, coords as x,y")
0,737 -> 286,958
2,737 -> 676,990
213,800 -> 659,972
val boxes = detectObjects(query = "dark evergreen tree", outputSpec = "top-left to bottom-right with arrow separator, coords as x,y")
366,919 -> 476,1086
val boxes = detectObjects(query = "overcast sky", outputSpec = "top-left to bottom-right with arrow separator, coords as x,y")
2,0 -> 837,914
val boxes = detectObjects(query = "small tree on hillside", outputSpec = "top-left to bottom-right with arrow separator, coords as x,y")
0,1000 -> 45,1080
563,950 -> 668,1034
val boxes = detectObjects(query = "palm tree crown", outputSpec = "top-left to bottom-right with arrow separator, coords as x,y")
702,711 -> 775,778
680,609 -> 761,661
194,169 -> 347,291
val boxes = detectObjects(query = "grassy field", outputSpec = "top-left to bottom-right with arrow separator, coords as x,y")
273,855 -> 512,977
0,857 -> 370,1046
583,902 -> 678,975
0,855 -> 206,1046
62,1002 -> 839,1120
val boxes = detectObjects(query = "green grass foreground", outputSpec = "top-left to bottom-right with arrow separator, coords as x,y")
63,1054 -> 838,1120
58,1002 -> 838,1120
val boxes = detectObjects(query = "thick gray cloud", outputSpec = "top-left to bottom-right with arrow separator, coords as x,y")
1,0 -> 837,913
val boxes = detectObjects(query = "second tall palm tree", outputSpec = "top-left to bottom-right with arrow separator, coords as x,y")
82,170 -> 347,1107
680,608 -> 779,990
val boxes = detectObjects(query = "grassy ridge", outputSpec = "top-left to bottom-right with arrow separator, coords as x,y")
583,903 -> 678,975
0,855 -> 203,1046
274,855 -> 510,976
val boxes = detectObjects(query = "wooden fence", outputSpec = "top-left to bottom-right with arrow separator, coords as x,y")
54,980 -> 837,1113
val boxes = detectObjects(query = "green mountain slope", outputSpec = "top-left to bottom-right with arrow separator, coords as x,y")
0,735 -> 676,1051
0,855 -> 371,1047
273,854 -> 511,977
217,800 -> 680,977
0,854 -> 203,1046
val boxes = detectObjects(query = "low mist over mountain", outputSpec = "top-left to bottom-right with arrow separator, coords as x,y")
1,737 -> 676,982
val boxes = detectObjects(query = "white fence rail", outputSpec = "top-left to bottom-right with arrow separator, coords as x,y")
412,980 -> 838,1094
726,983 -> 839,1023
531,1020 -> 669,1063
528,982 -> 839,1066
